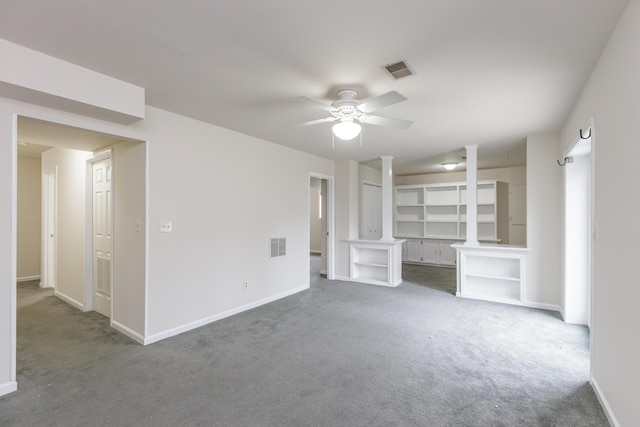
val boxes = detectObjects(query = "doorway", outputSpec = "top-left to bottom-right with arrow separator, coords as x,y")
563,124 -> 594,326
309,173 -> 335,280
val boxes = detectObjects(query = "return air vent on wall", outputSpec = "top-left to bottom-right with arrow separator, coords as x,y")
270,237 -> 286,259
383,60 -> 414,80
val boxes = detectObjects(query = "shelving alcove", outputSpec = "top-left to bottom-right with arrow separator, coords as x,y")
394,180 -> 508,267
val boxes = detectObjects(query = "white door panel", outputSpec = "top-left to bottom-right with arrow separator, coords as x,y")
93,159 -> 112,318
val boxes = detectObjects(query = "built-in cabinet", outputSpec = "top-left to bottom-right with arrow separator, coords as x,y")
394,180 -> 509,242
453,244 -> 529,306
348,239 -> 404,287
403,239 -> 456,266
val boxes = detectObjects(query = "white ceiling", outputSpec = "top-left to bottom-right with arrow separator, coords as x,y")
17,117 -> 126,158
0,0 -> 629,174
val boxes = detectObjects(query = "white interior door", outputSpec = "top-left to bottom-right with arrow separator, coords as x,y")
362,183 -> 382,239
93,159 -> 112,317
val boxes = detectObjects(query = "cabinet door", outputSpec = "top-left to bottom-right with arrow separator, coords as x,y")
422,240 -> 439,264
438,240 -> 457,266
405,240 -> 423,262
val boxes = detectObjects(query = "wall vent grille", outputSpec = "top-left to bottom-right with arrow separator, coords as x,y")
383,60 -> 414,80
270,237 -> 286,258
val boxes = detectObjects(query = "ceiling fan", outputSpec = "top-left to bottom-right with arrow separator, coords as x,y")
294,89 -> 412,141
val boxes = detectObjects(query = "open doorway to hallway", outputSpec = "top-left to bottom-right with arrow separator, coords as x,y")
309,173 -> 334,283
15,115 -> 146,339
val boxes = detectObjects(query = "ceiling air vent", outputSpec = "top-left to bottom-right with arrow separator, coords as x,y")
383,60 -> 414,80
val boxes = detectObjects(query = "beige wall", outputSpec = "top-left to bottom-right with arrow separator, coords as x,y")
17,157 -> 41,280
41,147 -> 93,307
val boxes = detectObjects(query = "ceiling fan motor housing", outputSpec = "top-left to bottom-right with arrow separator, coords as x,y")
332,90 -> 364,120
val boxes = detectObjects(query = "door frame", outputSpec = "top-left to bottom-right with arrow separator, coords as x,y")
563,117 -> 595,327
309,172 -> 335,280
41,168 -> 58,289
84,149 -> 114,314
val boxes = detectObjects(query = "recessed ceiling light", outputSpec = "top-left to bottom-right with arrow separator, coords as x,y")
442,162 -> 457,171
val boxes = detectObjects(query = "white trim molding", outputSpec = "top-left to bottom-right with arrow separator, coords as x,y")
0,381 -> 17,397
17,275 -> 40,283
143,285 -> 309,346
54,291 -> 84,311
591,376 -> 620,427
111,320 -> 145,345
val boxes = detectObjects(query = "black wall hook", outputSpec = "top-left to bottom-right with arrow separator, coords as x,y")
580,128 -> 591,139
557,157 -> 574,166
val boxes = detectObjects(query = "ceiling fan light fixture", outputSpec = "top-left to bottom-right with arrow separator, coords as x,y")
442,162 -> 458,171
332,119 -> 361,140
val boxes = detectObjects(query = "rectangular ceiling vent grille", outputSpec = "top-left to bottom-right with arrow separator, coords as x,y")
383,60 -> 414,80
270,237 -> 286,259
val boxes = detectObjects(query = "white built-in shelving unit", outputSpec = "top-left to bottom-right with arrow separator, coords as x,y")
452,243 -> 529,306
395,180 -> 508,241
395,180 -> 509,267
348,240 -> 403,287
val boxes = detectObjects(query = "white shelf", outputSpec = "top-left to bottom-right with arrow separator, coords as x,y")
466,273 -> 520,282
353,261 -> 387,268
394,181 -> 507,243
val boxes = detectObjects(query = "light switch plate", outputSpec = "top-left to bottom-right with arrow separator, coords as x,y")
160,220 -> 172,233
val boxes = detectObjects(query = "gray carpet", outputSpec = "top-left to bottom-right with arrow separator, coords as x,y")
1,258 -> 608,426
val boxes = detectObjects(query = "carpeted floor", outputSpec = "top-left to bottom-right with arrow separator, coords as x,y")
1,257 -> 608,426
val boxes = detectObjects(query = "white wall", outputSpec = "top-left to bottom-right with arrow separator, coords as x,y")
0,111 -> 17,396
112,141 -> 147,339
334,160 -> 359,280
134,107 -> 334,338
560,1 -> 640,424
0,39 -> 144,123
526,134 -> 562,310
42,147 -> 93,308
1,97 -> 334,394
17,157 -> 41,279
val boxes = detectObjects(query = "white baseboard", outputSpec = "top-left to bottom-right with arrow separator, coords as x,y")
54,291 -> 84,311
591,376 -> 620,427
0,381 -> 17,397
17,275 -> 40,283
522,301 -> 561,313
111,320 -> 145,345
144,285 -> 309,346
333,275 -> 350,282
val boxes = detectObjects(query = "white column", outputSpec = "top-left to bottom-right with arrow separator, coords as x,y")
380,156 -> 394,241
465,145 -> 479,246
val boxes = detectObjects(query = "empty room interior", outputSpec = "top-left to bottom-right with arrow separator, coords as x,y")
1,1 -> 639,426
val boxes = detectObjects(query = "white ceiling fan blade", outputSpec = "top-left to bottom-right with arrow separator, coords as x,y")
361,115 -> 413,129
357,91 -> 407,113
296,96 -> 336,112
292,116 -> 339,127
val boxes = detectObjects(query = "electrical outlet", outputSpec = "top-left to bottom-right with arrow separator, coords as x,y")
243,281 -> 248,290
